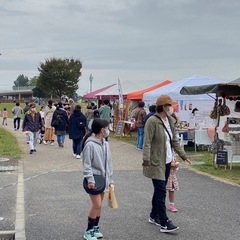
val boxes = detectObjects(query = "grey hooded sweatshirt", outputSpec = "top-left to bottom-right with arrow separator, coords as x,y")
82,135 -> 113,192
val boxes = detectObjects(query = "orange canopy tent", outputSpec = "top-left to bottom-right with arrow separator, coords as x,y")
126,80 -> 171,100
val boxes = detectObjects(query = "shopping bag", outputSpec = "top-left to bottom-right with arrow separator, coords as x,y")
105,187 -> 118,209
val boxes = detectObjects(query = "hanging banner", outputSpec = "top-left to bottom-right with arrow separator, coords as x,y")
118,78 -> 124,120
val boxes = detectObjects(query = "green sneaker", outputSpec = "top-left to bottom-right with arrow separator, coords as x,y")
93,226 -> 103,239
83,229 -> 97,240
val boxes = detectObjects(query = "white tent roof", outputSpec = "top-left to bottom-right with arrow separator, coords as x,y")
96,80 -> 160,96
143,75 -> 227,103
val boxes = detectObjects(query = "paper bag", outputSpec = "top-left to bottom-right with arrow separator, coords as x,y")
106,187 -> 118,209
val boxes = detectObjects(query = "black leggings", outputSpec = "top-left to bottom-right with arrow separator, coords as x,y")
165,162 -> 171,185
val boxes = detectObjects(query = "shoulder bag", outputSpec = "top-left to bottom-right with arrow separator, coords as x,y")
83,175 -> 106,195
83,146 -> 107,195
221,98 -> 230,116
210,100 -> 218,119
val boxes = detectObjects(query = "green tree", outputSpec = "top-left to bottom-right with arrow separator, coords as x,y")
37,57 -> 82,99
29,76 -> 38,86
30,76 -> 47,98
32,86 -> 47,98
13,74 -> 29,88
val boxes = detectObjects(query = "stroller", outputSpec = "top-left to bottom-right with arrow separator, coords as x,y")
38,127 -> 45,144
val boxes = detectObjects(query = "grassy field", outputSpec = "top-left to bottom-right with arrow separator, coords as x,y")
0,127 -> 22,160
0,102 -> 22,118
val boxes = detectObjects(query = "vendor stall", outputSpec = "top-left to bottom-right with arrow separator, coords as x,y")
180,78 -> 240,169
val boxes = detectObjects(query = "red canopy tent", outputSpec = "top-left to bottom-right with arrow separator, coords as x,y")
83,83 -> 116,100
126,80 -> 171,100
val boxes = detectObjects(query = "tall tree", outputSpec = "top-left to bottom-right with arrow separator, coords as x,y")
32,86 -> 47,98
29,76 -> 39,86
30,76 -> 47,98
37,57 -> 82,99
13,74 -> 29,88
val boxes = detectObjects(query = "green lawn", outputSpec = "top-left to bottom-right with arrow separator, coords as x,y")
187,151 -> 240,185
0,102 -> 21,118
0,127 -> 22,160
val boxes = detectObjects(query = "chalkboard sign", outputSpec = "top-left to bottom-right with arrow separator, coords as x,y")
216,151 -> 228,165
115,121 -> 124,136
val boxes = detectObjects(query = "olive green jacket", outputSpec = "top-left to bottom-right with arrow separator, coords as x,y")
142,113 -> 188,181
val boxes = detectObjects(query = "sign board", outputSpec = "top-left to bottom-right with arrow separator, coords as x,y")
194,111 -> 214,127
115,121 -> 124,136
216,151 -> 228,165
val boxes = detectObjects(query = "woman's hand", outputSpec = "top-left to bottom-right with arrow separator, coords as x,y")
184,159 -> 191,165
142,161 -> 150,170
109,183 -> 114,190
88,182 -> 95,189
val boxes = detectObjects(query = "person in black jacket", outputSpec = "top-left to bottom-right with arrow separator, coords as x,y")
144,105 -> 156,123
69,105 -> 87,159
22,103 -> 44,154
51,102 -> 69,147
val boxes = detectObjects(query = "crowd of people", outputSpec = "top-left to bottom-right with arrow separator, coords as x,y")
5,99 -> 112,157
2,95 -> 191,239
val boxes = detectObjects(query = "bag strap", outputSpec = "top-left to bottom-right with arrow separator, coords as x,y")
154,115 -> 173,148
104,143 -> 107,176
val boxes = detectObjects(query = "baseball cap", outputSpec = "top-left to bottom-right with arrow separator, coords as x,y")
156,95 -> 177,106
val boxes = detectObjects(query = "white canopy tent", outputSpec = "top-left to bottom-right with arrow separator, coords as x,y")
143,75 -> 225,103
95,80 -> 139,97
143,75 -> 228,122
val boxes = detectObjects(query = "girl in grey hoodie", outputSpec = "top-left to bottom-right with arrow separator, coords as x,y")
82,118 -> 114,240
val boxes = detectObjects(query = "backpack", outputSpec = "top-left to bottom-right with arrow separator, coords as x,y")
51,114 -> 64,128
93,110 -> 100,118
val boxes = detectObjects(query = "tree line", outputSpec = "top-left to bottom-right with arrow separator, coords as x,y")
13,57 -> 82,100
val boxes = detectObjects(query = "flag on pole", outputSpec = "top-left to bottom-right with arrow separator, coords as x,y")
118,78 -> 124,120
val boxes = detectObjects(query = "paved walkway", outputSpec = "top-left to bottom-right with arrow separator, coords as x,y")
0,119 -> 240,240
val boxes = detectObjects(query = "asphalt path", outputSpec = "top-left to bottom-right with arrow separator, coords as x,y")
0,119 -> 240,240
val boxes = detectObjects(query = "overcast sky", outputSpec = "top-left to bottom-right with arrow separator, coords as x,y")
1,0 -> 240,95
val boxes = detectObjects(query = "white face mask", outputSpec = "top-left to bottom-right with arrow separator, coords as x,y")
103,129 -> 110,138
31,108 -> 36,112
164,106 -> 173,116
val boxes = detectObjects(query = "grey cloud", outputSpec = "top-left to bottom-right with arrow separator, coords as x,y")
1,0 -> 240,89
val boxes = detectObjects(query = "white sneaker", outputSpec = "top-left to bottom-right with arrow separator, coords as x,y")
50,142 -> 54,146
43,140 -> 48,145
76,155 -> 81,159
73,153 -> 76,157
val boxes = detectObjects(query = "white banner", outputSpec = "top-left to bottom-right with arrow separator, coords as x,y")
118,78 -> 124,119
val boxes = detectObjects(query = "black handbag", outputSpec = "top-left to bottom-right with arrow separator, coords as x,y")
83,174 -> 106,195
